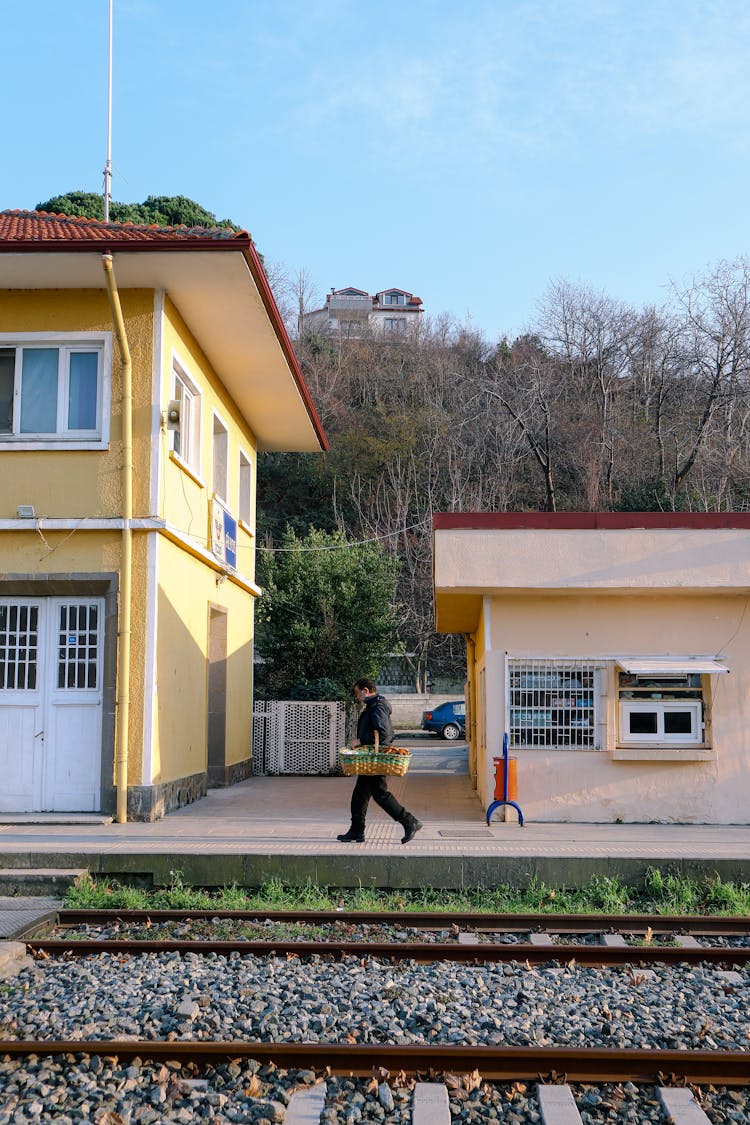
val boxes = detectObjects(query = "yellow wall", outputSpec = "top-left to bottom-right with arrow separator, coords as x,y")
0,289 -> 155,519
160,298 -> 257,581
152,535 -> 254,783
1,286 -> 262,810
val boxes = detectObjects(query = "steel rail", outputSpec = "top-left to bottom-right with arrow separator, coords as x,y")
57,908 -> 750,936
0,1040 -> 748,1084
26,937 -> 750,966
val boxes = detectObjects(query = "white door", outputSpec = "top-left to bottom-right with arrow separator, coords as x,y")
0,601 -> 43,810
0,598 -> 104,812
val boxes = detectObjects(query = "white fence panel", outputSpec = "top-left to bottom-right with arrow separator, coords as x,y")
252,700 -> 349,775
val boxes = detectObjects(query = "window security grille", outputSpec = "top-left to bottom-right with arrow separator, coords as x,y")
508,659 -> 599,749
0,604 -> 39,690
57,604 -> 99,689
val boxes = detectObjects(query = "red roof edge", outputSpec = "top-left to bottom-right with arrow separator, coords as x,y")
242,243 -> 328,452
433,511 -> 750,531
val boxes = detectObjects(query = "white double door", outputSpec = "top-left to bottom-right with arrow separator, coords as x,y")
0,598 -> 104,812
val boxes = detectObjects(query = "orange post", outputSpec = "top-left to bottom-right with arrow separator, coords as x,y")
493,756 -> 518,802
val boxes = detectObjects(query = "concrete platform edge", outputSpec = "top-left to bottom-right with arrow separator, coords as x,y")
1,852 -> 749,889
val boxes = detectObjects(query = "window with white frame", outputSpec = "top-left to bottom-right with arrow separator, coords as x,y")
508,659 -> 600,749
384,317 -> 406,334
171,360 -> 201,475
383,292 -> 405,305
0,337 -> 108,445
618,671 -> 704,744
239,451 -> 252,526
212,414 -> 229,504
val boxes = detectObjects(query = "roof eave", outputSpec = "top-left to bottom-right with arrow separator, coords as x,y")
0,236 -> 327,453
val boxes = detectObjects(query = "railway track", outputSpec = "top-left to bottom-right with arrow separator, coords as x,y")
4,909 -> 748,1120
56,907 -> 750,935
1,1039 -> 749,1083
34,907 -> 750,967
25,936 -> 750,966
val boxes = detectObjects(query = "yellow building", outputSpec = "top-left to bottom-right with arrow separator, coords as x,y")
434,512 -> 750,825
0,209 -> 326,820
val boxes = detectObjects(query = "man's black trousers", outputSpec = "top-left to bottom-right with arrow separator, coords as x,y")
350,775 -> 407,833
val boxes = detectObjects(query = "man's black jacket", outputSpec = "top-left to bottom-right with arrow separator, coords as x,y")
356,693 -> 395,746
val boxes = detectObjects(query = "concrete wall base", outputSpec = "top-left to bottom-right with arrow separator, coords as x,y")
207,757 -> 253,789
127,772 -> 207,822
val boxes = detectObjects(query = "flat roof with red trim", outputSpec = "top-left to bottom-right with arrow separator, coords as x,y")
433,512 -> 750,531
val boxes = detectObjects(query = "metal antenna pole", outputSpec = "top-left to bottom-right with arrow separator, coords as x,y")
104,0 -> 113,221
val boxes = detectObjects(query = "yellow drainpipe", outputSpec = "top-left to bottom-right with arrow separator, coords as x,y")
465,634 -> 478,788
102,253 -> 133,824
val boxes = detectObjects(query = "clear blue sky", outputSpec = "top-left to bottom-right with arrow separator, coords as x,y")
4,1 -> 750,342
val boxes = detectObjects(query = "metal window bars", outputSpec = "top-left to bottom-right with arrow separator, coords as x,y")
0,603 -> 39,690
508,658 -> 600,749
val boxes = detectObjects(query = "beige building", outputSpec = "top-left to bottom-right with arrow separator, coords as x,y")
302,287 -> 424,339
433,512 -> 750,825
0,209 -> 326,821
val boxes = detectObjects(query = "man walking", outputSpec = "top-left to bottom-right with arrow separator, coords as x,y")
337,678 -> 423,844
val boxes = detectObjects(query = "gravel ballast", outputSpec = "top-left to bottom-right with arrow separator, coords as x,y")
1,1060 -> 749,1123
0,952 -> 748,1121
0,952 -> 747,1051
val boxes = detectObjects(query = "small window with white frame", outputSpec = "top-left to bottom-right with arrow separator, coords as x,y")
508,658 -> 600,749
239,450 -> 252,527
171,359 -> 201,476
212,413 -> 229,504
0,335 -> 110,447
618,670 -> 704,745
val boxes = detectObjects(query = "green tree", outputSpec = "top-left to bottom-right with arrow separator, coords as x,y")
35,191 -> 240,230
255,527 -> 399,701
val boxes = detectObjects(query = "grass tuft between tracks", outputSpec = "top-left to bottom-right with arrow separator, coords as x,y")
64,868 -> 750,915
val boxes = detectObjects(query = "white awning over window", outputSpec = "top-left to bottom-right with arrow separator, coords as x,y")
616,658 -> 729,675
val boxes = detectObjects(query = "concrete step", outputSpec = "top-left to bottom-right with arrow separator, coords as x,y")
0,868 -> 87,896
0,897 -> 60,939
0,814 -> 112,825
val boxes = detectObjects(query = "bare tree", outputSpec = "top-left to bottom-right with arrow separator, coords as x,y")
484,336 -> 563,511
536,280 -> 634,508
671,259 -> 750,494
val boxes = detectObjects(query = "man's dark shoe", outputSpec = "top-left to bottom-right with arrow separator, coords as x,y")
401,816 -> 423,844
337,830 -> 365,843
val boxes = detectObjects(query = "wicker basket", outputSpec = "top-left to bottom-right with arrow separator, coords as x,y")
339,745 -> 412,777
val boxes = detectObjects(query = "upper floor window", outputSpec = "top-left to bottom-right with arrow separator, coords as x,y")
384,318 -> 406,334
383,292 -> 405,305
212,413 -> 229,504
171,359 -> 201,476
239,450 -> 252,527
0,336 -> 110,448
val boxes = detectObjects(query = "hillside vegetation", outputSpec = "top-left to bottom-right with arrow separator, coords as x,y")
260,263 -> 750,686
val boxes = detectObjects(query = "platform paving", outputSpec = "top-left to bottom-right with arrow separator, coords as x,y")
1,774 -> 750,889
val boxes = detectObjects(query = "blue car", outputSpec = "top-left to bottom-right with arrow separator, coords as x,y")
421,700 -> 466,740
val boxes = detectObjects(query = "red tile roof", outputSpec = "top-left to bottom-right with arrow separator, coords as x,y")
0,209 -> 249,245
0,209 -> 328,451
